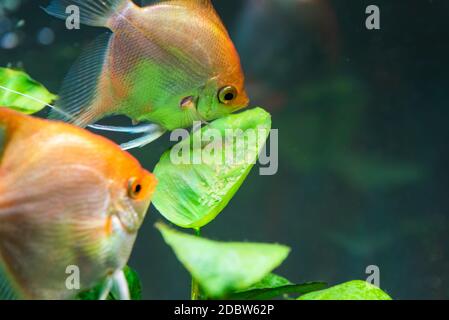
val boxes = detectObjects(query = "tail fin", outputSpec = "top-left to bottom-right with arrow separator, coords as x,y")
43,0 -> 130,28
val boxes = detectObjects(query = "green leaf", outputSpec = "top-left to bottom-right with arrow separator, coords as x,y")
298,280 -> 392,300
229,274 -> 327,300
77,280 -> 107,300
156,223 -> 290,298
231,282 -> 327,300
153,107 -> 272,228
245,273 -> 293,290
77,266 -> 142,300
0,67 -> 56,114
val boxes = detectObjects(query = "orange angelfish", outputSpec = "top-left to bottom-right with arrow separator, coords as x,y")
44,0 -> 249,149
0,108 -> 157,300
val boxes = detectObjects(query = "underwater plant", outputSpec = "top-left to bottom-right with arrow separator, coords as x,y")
0,68 -> 392,300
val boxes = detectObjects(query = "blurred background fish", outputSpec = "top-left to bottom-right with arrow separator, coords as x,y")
0,108 -> 156,299
44,0 -> 249,149
233,0 -> 341,110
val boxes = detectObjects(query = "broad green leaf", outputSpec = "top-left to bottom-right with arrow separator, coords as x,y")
298,280 -> 392,300
229,274 -> 327,300
245,273 -> 293,290
153,107 -> 272,228
156,223 -> 290,298
77,266 -> 142,300
0,67 -> 56,114
77,278 -> 110,300
77,283 -> 104,300
231,283 -> 327,300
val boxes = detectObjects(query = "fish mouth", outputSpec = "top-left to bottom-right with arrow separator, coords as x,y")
233,101 -> 249,113
235,90 -> 250,111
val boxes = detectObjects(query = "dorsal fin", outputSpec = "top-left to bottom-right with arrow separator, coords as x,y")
143,0 -> 212,8
169,0 -> 212,7
151,0 -> 227,33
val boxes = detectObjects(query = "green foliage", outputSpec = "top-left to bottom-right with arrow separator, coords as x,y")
112,267 -> 142,301
0,67 -> 56,114
246,273 -> 292,289
156,223 -> 290,298
152,107 -> 271,228
152,107 -> 391,300
77,282 -> 105,301
229,273 -> 327,300
298,280 -> 392,300
77,266 -> 142,300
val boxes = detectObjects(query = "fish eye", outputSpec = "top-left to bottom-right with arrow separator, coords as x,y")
218,86 -> 238,104
128,178 -> 143,199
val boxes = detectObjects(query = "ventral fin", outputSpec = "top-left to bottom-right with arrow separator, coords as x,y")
110,270 -> 130,300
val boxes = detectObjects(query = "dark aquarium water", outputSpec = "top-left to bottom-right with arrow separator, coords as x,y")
0,0 -> 448,299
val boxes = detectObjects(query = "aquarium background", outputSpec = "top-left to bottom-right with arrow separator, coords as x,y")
0,0 -> 448,299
